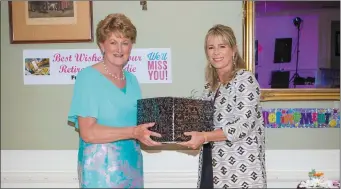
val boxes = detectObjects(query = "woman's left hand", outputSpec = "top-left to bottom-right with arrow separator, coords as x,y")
178,131 -> 205,149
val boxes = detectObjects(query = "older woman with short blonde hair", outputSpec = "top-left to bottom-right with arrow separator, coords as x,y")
68,13 -> 161,188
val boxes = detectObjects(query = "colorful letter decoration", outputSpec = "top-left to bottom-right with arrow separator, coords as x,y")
262,108 -> 340,128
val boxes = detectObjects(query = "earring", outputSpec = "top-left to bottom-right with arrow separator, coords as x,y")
232,55 -> 236,66
102,51 -> 105,56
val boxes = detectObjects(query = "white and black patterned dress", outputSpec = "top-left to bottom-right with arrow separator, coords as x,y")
197,69 -> 267,188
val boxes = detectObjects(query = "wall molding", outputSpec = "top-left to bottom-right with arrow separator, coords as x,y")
1,170 -> 340,184
1,150 -> 339,188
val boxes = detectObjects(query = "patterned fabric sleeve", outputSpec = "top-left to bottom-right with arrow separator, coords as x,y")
223,70 -> 261,143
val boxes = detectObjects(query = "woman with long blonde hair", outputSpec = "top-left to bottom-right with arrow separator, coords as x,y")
179,24 -> 267,188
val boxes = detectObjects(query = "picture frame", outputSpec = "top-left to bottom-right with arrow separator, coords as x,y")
8,1 -> 93,44
243,1 -> 340,101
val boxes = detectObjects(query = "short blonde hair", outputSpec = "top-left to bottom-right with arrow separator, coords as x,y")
96,13 -> 137,50
204,24 -> 245,92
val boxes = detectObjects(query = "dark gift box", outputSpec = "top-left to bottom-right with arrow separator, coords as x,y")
137,97 -> 214,143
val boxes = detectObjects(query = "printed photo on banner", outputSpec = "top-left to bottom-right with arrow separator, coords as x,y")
25,58 -> 50,76
23,48 -> 172,85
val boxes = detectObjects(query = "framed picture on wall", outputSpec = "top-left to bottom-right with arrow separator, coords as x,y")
8,1 -> 93,44
335,31 -> 340,56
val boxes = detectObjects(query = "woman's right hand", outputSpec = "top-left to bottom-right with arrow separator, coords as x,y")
133,122 -> 162,146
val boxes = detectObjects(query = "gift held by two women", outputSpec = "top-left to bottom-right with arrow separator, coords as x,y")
68,13 -> 267,188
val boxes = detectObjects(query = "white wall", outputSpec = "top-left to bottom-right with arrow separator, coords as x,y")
1,150 -> 339,188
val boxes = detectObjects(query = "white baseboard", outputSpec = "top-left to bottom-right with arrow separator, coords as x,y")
1,150 -> 339,188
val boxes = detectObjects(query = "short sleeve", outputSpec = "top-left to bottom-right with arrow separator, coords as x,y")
67,69 -> 98,129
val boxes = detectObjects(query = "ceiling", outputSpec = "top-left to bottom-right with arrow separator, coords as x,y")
255,1 -> 340,13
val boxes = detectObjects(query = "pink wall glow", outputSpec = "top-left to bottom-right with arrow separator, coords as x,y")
255,14 -> 319,89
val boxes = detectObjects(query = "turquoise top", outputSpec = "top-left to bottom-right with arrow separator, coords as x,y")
120,85 -> 126,94
67,66 -> 143,188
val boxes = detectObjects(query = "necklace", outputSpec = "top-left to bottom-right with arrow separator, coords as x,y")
103,62 -> 125,80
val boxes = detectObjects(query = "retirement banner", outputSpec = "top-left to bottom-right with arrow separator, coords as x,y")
23,48 -> 172,85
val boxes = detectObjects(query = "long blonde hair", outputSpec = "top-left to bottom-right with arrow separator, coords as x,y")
204,24 -> 245,92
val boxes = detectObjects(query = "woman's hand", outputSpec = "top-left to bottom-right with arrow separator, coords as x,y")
133,122 -> 162,146
178,131 -> 206,149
